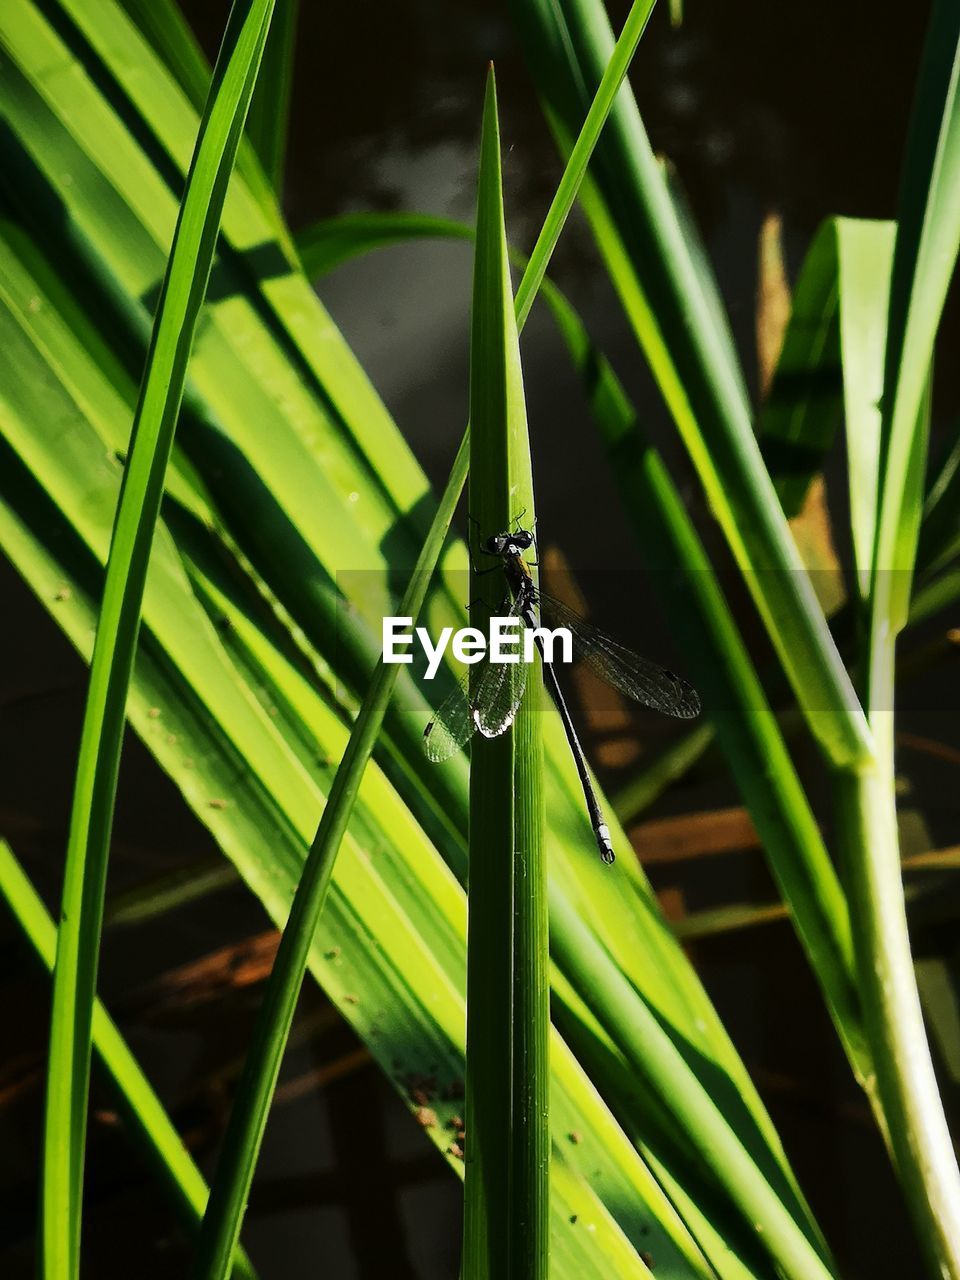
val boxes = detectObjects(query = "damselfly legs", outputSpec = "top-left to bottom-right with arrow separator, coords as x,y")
422,525 -> 700,864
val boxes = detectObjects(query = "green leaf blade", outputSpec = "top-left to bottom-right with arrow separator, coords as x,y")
244,0 -> 298,191
463,67 -> 549,1280
40,3 -> 276,1275
874,1 -> 960,628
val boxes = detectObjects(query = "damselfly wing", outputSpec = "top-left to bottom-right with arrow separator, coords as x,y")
537,592 -> 700,720
423,594 -> 528,761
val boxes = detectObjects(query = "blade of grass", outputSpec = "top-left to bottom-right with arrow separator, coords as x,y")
551,973 -> 778,1280
529,253 -> 879,1175
919,429 -> 960,574
116,0 -> 286,234
629,446 -> 872,1085
297,211 -> 474,278
513,0 -> 656,326
611,724 -> 715,822
0,840 -> 257,1279
464,68 -> 547,1279
848,4 -> 960,1274
758,219 -> 843,519
244,0 -> 298,191
661,155 -> 750,413
40,3 -> 276,1275
910,568 -> 960,625
191,9 -> 656,1274
871,0 -> 960,636
548,886 -> 836,1280
834,219 -> 897,598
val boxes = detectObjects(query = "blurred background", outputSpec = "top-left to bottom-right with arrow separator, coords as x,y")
1,1 -> 958,1275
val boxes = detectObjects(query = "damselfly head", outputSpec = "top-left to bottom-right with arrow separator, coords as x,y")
484,529 -> 534,557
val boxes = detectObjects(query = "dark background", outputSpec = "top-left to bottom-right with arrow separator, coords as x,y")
1,1 -> 958,1276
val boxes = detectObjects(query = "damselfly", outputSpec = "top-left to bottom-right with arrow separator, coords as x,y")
423,525 -> 700,863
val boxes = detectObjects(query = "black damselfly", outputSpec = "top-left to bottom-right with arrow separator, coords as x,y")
423,526 -> 700,864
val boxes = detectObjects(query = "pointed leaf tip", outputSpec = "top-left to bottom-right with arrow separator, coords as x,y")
485,62 -> 497,98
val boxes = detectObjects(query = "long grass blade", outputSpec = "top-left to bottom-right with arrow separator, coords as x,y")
871,0 -> 960,634
834,220 -> 897,597
117,0 -> 284,229
188,438 -> 469,1277
847,4 -> 960,1275
919,430 -> 960,574
244,0 -> 298,190
758,219 -> 843,519
40,3 -> 275,1275
548,887 -> 836,1280
462,68 -> 547,1279
297,210 -> 474,278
